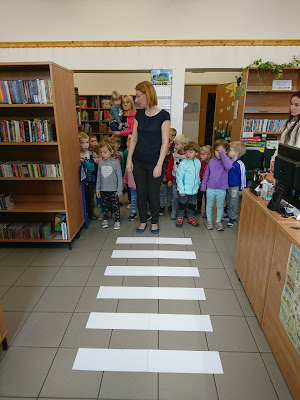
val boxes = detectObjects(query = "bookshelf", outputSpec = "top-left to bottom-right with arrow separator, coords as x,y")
0,62 -> 84,245
231,68 -> 300,141
78,94 -> 111,138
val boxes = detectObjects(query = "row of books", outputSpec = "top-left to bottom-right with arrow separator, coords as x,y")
79,96 -> 98,109
0,222 -> 52,240
0,79 -> 52,104
81,110 -> 99,121
0,162 -> 61,178
55,213 -> 68,239
0,193 -> 14,210
0,120 -> 54,143
100,110 -> 110,121
243,119 -> 287,133
81,123 -> 94,134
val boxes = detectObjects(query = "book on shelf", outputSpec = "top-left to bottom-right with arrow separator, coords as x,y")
266,140 -> 279,149
54,213 -> 68,239
101,98 -> 111,108
103,110 -> 110,120
76,111 -> 81,125
81,110 -> 99,121
242,119 -> 287,133
75,87 -> 79,107
0,161 -> 61,178
82,123 -> 93,134
0,222 -> 52,240
0,193 -> 14,210
0,79 -> 52,104
79,97 -> 87,108
0,119 -> 54,143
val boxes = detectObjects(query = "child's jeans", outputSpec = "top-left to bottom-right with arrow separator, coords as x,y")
197,190 -> 206,212
109,121 -> 121,131
84,181 -> 95,217
130,187 -> 137,213
160,184 -> 172,208
101,191 -> 120,222
170,180 -> 179,219
177,194 -> 197,219
206,188 -> 226,222
226,186 -> 239,221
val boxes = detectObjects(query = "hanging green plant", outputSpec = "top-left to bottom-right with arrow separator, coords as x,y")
235,56 -> 300,91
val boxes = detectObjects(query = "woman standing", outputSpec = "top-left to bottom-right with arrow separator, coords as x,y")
126,81 -> 170,234
270,91 -> 300,172
110,95 -> 136,152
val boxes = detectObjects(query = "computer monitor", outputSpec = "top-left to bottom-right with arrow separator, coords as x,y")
267,143 -> 300,212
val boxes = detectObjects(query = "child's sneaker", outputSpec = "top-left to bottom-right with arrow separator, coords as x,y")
126,203 -> 131,209
206,220 -> 214,230
89,214 -> 97,220
159,207 -> 165,216
102,220 -> 109,229
215,221 -> 224,231
188,217 -> 199,227
113,221 -> 121,230
176,217 -> 184,228
222,215 -> 230,222
202,212 -> 207,219
128,213 -> 137,221
227,219 -> 237,228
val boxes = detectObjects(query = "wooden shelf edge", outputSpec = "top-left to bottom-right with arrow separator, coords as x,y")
0,104 -> 53,107
0,142 -> 58,145
0,178 -> 62,181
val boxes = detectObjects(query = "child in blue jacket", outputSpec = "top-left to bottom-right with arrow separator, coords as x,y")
175,141 -> 201,227
223,141 -> 247,227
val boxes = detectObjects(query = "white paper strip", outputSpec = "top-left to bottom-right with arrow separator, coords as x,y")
86,312 -> 213,332
73,348 -> 148,372
105,266 -> 199,277
116,237 -> 192,245
97,286 -> 206,300
111,250 -> 196,259
148,350 -> 223,374
73,348 -> 223,374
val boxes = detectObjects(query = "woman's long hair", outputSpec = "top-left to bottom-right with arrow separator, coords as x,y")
283,91 -> 300,145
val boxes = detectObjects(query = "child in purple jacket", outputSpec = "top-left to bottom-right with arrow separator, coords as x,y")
201,139 -> 232,231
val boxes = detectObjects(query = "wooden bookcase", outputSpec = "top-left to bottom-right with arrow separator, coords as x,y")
0,62 -> 84,244
78,94 -> 111,139
231,68 -> 300,142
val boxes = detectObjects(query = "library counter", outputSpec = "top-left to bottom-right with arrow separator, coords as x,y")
235,189 -> 300,399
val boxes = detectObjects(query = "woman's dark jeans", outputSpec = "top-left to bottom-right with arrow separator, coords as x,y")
133,162 -> 164,224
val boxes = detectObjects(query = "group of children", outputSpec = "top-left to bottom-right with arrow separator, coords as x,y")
79,126 -> 247,232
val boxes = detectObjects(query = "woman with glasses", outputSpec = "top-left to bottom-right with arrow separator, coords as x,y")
270,91 -> 300,173
126,81 -> 170,234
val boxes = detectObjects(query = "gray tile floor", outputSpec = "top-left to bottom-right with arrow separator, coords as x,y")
0,205 -> 293,400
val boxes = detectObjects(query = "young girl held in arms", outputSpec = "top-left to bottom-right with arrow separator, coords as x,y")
96,141 -> 123,229
201,139 -> 232,231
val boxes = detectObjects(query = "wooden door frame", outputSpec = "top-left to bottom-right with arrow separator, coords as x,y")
198,85 -> 217,145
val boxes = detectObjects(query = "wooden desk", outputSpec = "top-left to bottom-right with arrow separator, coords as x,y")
235,189 -> 300,399
0,301 -> 8,351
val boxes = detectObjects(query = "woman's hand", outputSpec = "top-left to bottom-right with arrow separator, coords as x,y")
179,194 -> 185,197
96,192 -> 101,198
126,159 -> 133,174
269,161 -> 275,173
114,131 -> 121,136
153,164 -> 162,178
167,181 -> 172,187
